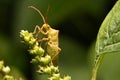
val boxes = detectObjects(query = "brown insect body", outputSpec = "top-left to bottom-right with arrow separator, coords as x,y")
28,6 -> 61,65
41,24 -> 61,65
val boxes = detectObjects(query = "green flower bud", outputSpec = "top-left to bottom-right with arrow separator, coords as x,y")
28,38 -> 36,45
29,45 -> 38,54
20,30 -> 36,45
2,66 -> 10,74
38,66 -> 51,74
0,61 -> 4,71
63,76 -> 71,80
49,73 -> 60,80
3,75 -> 14,80
40,55 -> 51,65
50,65 -> 59,73
31,56 -> 41,64
38,65 -> 59,75
37,46 -> 45,56
20,30 -> 30,40
29,45 -> 44,56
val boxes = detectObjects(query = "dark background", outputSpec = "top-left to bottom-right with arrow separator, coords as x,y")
0,0 -> 119,80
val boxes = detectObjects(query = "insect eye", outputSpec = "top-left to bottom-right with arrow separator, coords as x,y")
43,24 -> 50,30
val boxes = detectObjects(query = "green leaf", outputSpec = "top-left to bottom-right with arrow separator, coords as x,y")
96,0 -> 120,55
92,0 -> 120,80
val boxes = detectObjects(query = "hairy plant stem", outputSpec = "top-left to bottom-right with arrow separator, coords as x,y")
91,55 -> 104,80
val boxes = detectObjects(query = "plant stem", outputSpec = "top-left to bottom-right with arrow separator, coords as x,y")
91,55 -> 104,80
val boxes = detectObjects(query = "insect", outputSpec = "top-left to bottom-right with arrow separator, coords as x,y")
28,6 -> 61,66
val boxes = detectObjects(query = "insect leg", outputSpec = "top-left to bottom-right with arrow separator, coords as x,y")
51,47 -> 61,63
33,25 -> 47,38
36,25 -> 48,35
32,25 -> 41,38
37,37 -> 49,43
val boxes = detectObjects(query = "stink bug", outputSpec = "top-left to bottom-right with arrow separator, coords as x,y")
28,6 -> 61,65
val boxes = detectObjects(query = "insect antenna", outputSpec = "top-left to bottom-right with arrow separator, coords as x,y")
45,5 -> 50,24
28,6 -> 46,24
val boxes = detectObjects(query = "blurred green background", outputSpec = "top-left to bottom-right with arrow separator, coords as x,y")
0,0 -> 119,80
